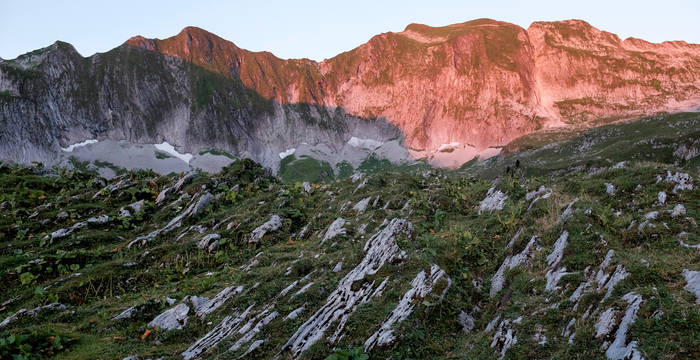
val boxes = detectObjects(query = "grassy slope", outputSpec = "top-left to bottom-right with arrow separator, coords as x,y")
0,114 -> 698,359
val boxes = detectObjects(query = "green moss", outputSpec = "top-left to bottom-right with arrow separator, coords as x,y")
93,161 -> 126,176
154,151 -> 171,160
0,63 -> 37,81
357,153 -> 396,174
336,161 -> 354,179
198,149 -> 236,160
279,155 -> 334,183
0,90 -> 13,99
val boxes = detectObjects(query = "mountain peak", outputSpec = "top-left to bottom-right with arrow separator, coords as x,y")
400,19 -> 520,40
125,26 -> 240,53
174,26 -> 224,42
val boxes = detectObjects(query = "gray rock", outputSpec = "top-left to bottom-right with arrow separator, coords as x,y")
595,308 -> 618,338
192,193 -> 213,216
112,306 -> 139,321
547,231 -> 569,267
671,204 -> 686,217
56,211 -> 69,221
321,218 -> 347,244
0,303 -> 67,329
489,317 -> 522,359
155,187 -> 173,206
192,285 -> 243,317
665,171 -> 694,193
49,228 -> 69,240
682,269 -> 700,304
533,324 -> 548,345
605,183 -> 616,196
283,218 -> 412,356
148,303 -> 190,331
197,233 -> 221,253
46,220 -> 89,240
228,309 -> 278,352
657,191 -> 667,204
92,178 -> 135,199
175,172 -> 199,192
248,215 -> 282,243
458,310 -> 476,334
351,172 -> 365,183
285,306 -> 305,321
491,236 -> 539,297
128,199 -> 145,214
605,292 -> 644,360
119,208 -> 132,218
560,198 -> 579,222
526,186 -> 552,210
239,339 -> 264,358
364,264 -> 451,350
352,197 -> 372,213
479,187 -> 508,214
128,192 -> 213,248
181,306 -> 254,360
87,214 -> 109,224
353,177 -> 368,194
600,265 -> 630,302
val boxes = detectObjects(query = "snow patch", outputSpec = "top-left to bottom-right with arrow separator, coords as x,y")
436,142 -> 461,152
279,148 -> 296,159
348,137 -> 383,150
61,139 -> 98,152
155,142 -> 193,163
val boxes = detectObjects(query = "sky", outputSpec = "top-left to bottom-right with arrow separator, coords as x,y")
1,0 -> 699,61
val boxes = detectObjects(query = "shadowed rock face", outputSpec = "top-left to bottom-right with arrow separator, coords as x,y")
1,19 -> 699,168
0,42 -> 402,169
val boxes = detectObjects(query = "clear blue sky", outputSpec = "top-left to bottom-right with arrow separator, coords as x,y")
1,0 -> 699,61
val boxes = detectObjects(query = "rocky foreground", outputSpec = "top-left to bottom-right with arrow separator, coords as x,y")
0,114 -> 699,359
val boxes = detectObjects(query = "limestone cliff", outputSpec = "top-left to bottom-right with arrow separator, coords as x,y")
2,19 -> 699,168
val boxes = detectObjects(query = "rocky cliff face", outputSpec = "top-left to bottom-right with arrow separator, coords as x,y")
0,41 -> 401,169
1,19 -> 699,168
125,19 -> 700,153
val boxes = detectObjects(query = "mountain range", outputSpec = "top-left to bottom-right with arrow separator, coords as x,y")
1,17 -> 700,360
1,18 -> 699,172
